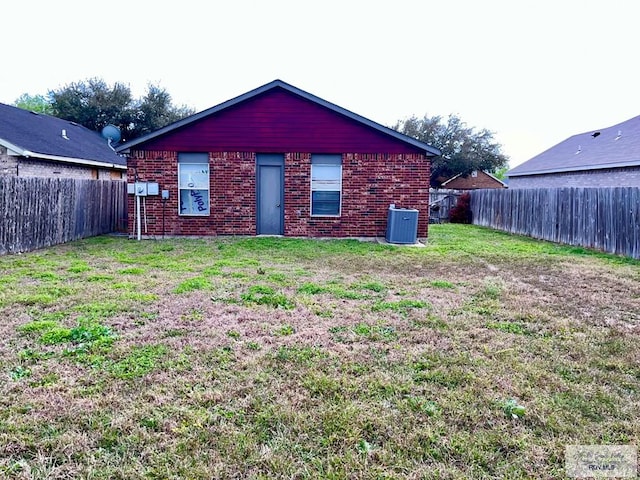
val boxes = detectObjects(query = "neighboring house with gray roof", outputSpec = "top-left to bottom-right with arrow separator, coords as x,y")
0,102 -> 127,180
507,115 -> 640,188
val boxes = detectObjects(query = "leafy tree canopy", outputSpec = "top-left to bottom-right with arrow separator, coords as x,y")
15,78 -> 195,143
13,93 -> 54,115
393,114 -> 509,187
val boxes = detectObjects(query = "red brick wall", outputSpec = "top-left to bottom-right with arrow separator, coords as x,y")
127,150 -> 430,238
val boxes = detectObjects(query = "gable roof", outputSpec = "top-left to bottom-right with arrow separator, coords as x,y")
441,170 -> 507,188
117,79 -> 441,157
508,115 -> 640,177
0,103 -> 126,169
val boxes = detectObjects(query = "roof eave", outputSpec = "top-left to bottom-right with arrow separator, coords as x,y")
22,150 -> 126,170
0,138 -> 28,156
117,80 -> 441,157
508,160 -> 640,177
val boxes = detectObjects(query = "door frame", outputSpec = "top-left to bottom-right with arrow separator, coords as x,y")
256,154 -> 285,235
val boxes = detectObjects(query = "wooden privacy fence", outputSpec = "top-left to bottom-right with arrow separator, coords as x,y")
0,177 -> 127,255
470,187 -> 640,259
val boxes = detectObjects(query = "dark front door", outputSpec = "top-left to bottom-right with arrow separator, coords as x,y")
257,154 -> 284,235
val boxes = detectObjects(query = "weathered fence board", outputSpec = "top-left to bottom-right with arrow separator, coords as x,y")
470,187 -> 640,259
0,177 -> 127,255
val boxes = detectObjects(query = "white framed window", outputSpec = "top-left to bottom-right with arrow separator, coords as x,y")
178,153 -> 210,216
311,154 -> 342,216
471,170 -> 478,177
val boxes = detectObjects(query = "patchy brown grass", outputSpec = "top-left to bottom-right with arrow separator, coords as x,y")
0,225 -> 638,479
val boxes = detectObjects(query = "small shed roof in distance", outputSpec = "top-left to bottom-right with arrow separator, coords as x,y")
508,115 -> 640,177
117,79 -> 441,157
0,103 -> 126,168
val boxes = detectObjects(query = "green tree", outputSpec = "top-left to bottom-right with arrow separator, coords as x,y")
393,114 -> 509,187
13,93 -> 54,115
48,78 -> 194,143
49,77 -> 135,138
492,166 -> 509,180
132,83 -> 195,139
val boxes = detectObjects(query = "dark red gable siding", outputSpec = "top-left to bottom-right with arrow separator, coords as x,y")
139,88 -> 421,154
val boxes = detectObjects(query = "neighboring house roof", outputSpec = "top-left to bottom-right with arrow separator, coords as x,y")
440,170 -> 507,189
508,115 -> 640,177
0,102 -> 126,169
117,79 -> 441,157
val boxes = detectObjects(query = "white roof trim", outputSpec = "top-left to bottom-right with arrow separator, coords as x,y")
0,138 -> 28,156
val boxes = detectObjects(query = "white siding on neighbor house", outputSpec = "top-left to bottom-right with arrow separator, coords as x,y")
508,166 -> 640,189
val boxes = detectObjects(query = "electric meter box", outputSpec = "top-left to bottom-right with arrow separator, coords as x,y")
134,182 -> 148,196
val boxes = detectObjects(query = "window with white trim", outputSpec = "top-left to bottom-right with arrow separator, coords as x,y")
178,153 -> 210,215
311,155 -> 342,216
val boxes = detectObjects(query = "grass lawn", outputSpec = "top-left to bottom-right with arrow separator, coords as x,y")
0,224 -> 638,479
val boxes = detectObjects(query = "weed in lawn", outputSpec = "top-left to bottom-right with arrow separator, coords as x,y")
39,321 -> 116,358
274,345 -> 328,365
136,311 -> 159,325
371,299 -> 430,313
227,329 -> 241,340
312,307 -> 334,318
429,279 -> 455,289
67,260 -> 91,273
297,281 -> 369,300
202,266 -> 223,276
28,372 -> 59,387
405,397 -> 440,417
487,320 -> 530,335
246,341 -> 261,350
119,267 -> 145,275
297,282 -> 325,295
28,271 -> 61,281
139,417 -> 160,431
39,326 -> 73,344
181,308 -> 204,322
110,344 -> 167,379
266,272 -> 288,284
17,319 -> 59,334
18,348 -> 54,363
274,324 -> 295,336
501,398 -> 526,419
241,285 -> 294,309
9,365 -> 31,380
175,276 -> 211,294
15,285 -> 75,306
75,301 -> 123,319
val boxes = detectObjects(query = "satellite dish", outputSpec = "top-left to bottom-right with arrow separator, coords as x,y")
101,124 -> 122,145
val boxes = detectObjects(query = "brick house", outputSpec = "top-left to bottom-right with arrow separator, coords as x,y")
507,114 -> 640,188
440,170 -> 507,190
0,102 -> 127,180
117,80 -> 440,239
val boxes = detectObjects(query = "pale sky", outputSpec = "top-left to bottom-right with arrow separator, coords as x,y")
3,0 -> 639,168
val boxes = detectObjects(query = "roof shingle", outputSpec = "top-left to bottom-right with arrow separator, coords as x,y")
0,102 -> 126,166
508,115 -> 640,177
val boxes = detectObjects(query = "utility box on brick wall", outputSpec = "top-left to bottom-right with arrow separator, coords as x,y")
385,205 -> 419,244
